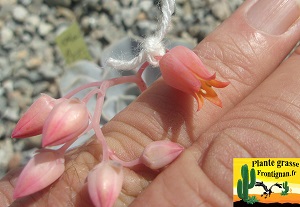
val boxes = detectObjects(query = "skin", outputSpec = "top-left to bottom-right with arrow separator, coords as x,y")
1,0 -> 300,206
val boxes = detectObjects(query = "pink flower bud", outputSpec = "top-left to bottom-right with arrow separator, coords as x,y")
159,46 -> 229,110
88,161 -> 123,207
42,98 -> 89,147
11,94 -> 64,138
13,149 -> 65,199
141,140 -> 184,170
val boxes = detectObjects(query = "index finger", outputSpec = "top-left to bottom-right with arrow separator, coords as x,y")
104,0 -> 300,159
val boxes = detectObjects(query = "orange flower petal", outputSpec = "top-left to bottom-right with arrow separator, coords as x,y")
193,92 -> 204,111
208,79 -> 230,88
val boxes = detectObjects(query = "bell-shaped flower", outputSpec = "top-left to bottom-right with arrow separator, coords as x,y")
88,161 -> 123,207
42,98 -> 89,147
159,46 -> 229,110
13,149 -> 65,199
11,94 -> 64,138
141,140 -> 184,170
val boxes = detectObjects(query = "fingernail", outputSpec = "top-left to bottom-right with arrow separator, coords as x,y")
247,0 -> 300,35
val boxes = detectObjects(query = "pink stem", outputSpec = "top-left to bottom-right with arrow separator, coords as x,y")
63,81 -> 103,99
63,61 -> 149,99
92,82 -> 110,161
62,62 -> 151,162
109,153 -> 142,168
82,88 -> 102,104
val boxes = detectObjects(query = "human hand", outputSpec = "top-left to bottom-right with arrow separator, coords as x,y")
1,0 -> 300,206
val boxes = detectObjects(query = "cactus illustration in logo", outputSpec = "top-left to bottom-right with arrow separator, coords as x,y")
281,181 -> 289,196
237,164 -> 256,202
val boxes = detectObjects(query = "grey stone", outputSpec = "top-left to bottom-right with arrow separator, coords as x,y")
44,0 -> 71,7
56,7 -> 76,21
32,81 -> 50,96
81,16 -> 97,30
0,96 -> 7,119
27,71 -> 42,82
0,0 -> 16,6
25,56 -> 43,69
38,22 -> 54,37
97,14 -> 110,29
12,5 -> 28,22
0,27 -> 13,43
0,139 -> 13,178
4,106 -> 20,121
190,0 -> 206,9
120,0 -> 132,7
103,0 -> 120,15
14,78 -> 34,97
2,79 -> 13,92
121,7 -> 140,28
26,15 -> 41,28
103,25 -> 125,43
146,6 -> 160,21
0,121 -> 5,139
39,64 -> 63,79
30,36 -> 48,51
211,1 -> 231,20
20,32 -> 32,43
0,58 -> 11,81
136,20 -> 157,37
19,0 -> 32,6
139,1 -> 153,12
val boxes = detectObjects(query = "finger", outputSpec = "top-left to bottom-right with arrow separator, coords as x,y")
130,46 -> 300,207
196,45 -> 300,199
104,0 -> 300,162
130,148 -> 232,206
193,0 -> 300,132
0,168 -> 21,206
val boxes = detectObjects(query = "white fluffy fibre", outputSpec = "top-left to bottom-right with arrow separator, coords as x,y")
106,0 -> 175,70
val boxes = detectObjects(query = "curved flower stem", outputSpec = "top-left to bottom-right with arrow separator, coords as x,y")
82,88 -> 102,104
109,152 -> 142,168
65,62 -> 150,161
58,139 -> 77,154
62,61 -> 149,100
90,81 -> 111,161
63,81 -> 104,99
136,61 -> 149,77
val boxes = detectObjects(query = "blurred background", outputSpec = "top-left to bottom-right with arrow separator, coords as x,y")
0,0 -> 244,178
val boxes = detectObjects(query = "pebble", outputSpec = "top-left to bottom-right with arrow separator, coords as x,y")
25,56 -> 43,69
19,0 -> 32,6
121,7 -> 140,28
0,58 -> 11,81
39,64 -> 63,79
139,1 -> 153,12
32,81 -> 50,96
3,106 -> 19,121
44,0 -> 71,7
14,79 -> 34,97
0,27 -> 13,43
103,0 -> 121,15
0,139 -> 13,178
12,5 -> 28,22
0,123 -> 5,139
211,1 -> 231,20
0,0 -> 17,6
26,14 -> 41,28
38,22 -> 54,37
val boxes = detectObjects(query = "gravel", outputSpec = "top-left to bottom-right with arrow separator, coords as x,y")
0,0 -> 244,178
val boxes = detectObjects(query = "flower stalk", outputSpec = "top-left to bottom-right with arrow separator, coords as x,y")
11,45 -> 228,206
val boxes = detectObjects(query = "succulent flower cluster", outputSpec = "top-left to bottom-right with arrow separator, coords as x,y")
11,46 -> 228,206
